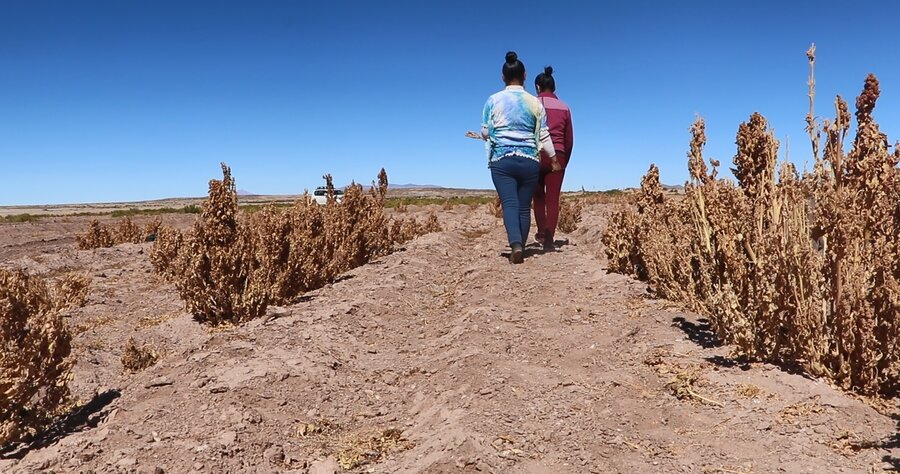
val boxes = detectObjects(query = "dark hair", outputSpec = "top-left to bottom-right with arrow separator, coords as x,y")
534,66 -> 556,92
502,51 -> 525,84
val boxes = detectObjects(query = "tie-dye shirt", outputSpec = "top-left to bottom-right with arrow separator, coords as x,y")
481,85 -> 553,164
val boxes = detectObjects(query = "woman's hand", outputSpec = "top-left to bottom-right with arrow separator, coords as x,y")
550,156 -> 563,173
465,131 -> 484,140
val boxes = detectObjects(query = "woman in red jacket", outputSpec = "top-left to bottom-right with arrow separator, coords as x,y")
533,66 -> 574,251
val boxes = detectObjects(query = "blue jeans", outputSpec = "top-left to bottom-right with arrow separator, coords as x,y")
490,156 -> 540,247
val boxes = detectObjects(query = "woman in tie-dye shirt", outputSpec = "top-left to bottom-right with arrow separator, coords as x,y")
468,51 -> 557,264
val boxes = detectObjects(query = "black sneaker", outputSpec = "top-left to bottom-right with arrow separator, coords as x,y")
543,235 -> 557,252
510,243 -> 524,264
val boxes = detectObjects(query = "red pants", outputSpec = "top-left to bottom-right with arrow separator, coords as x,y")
533,152 -> 569,243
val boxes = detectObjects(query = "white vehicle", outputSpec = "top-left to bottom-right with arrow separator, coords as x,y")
312,187 -> 344,205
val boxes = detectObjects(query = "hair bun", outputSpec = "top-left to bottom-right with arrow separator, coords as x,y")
505,51 -> 518,63
544,66 -> 553,76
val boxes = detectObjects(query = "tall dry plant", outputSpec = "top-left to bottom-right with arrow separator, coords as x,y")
149,225 -> 185,280
808,71 -> 900,394
250,174 -> 395,305
489,195 -> 503,218
164,164 -> 268,325
151,166 -> 440,324
0,270 -> 88,445
557,198 -> 583,233
604,47 -> 900,396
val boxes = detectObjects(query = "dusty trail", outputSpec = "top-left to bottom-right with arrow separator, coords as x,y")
1,207 -> 898,473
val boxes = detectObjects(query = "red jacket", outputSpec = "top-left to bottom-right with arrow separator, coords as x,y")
538,92 -> 574,160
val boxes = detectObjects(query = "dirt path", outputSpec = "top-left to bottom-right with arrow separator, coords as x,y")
1,206 -> 898,473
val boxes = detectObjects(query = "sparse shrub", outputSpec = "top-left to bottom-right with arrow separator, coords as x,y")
442,199 -> 453,211
77,217 -> 160,249
389,212 -> 442,245
143,217 -> 162,240
0,269 -> 88,445
389,218 -> 416,244
557,198 -> 583,233
1,214 -> 39,224
121,337 -> 159,372
114,217 -> 143,243
325,180 -> 393,271
51,274 -> 91,309
603,51 -> 900,396
77,220 -> 115,249
421,211 -> 442,233
336,428 -> 413,470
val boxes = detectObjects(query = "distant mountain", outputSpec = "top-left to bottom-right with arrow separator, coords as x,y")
391,184 -> 444,189
338,183 -> 444,190
237,189 -> 256,196
620,183 -> 684,193
661,184 -> 684,191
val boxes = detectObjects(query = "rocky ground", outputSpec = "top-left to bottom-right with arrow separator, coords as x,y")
0,204 -> 898,473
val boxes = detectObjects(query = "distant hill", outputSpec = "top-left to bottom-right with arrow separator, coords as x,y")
236,189 -> 256,196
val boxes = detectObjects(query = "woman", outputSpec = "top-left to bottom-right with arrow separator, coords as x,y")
532,66 -> 573,251
467,51 -> 558,264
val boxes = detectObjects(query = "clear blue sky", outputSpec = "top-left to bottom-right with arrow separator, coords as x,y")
2,1 -> 899,205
